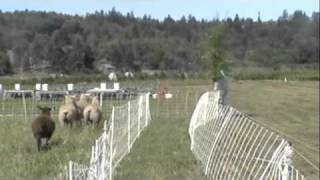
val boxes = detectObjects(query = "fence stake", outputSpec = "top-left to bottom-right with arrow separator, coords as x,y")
138,95 -> 142,137
175,91 -> 179,119
167,94 -> 170,119
185,91 -> 189,119
145,93 -> 149,126
156,96 -> 160,119
101,131 -> 106,180
109,106 -> 115,180
100,93 -> 103,108
128,101 -> 131,151
1,92 -> 4,121
22,92 -> 27,121
68,161 -> 73,180
89,145 -> 95,180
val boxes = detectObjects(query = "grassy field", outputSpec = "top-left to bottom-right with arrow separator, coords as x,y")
0,79 -> 318,180
0,96 -> 127,180
115,80 -> 319,180
230,80 -> 319,180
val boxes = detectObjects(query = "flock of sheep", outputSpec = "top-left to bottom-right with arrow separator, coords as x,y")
31,93 -> 103,151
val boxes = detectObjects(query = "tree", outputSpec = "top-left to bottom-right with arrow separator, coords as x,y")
0,9 -> 317,75
204,24 -> 229,82
0,50 -> 12,75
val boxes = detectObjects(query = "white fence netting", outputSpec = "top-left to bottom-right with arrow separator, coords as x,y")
189,91 -> 305,180
56,93 -> 151,180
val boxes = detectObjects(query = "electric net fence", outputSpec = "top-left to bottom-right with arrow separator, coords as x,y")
189,91 -> 305,180
55,93 -> 151,180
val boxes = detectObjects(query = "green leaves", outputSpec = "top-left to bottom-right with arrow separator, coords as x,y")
203,24 -> 229,82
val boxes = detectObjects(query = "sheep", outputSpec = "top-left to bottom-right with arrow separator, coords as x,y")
31,106 -> 55,152
75,93 -> 93,120
83,96 -> 102,127
58,95 -> 81,127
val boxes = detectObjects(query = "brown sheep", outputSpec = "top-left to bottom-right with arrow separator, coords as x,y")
31,106 -> 55,152
83,96 -> 102,127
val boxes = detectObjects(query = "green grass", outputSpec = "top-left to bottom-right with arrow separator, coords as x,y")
230,80 -> 319,180
0,119 -> 102,180
0,97 -> 125,180
114,80 -> 319,180
115,89 -> 207,180
230,66 -> 319,81
0,79 -> 318,180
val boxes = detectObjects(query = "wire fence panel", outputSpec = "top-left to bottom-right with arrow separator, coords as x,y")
189,90 -> 305,180
60,93 -> 151,180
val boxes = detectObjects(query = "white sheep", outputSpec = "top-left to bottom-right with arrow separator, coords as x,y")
76,93 -> 92,111
58,95 -> 81,127
83,96 -> 102,127
75,93 -> 93,121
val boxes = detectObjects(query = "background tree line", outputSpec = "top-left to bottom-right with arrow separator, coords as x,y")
0,9 -> 318,76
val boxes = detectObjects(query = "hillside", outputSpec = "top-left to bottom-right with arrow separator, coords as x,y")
0,9 -> 318,75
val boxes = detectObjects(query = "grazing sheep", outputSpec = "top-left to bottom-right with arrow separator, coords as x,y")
31,106 -> 55,152
83,96 -> 102,127
58,95 -> 81,127
76,93 -> 93,120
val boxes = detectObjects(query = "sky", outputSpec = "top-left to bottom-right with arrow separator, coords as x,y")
0,0 -> 319,21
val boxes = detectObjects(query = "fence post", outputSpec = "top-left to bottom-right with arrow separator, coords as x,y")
128,101 -> 131,151
68,161 -> 73,180
1,92 -> 4,121
89,145 -> 95,180
138,95 -> 143,137
109,106 -> 115,180
22,92 -> 27,121
175,91 -> 179,119
156,95 -> 160,119
145,93 -> 149,126
185,91 -> 189,119
94,139 -> 98,179
101,131 -> 106,180
100,93 -> 103,108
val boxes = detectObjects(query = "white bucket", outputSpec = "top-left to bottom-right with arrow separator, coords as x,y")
14,84 -> 21,91
152,94 -> 158,99
114,82 -> 120,90
165,93 -> 173,99
67,83 -> 74,91
100,83 -> 107,90
42,84 -> 48,91
35,83 -> 41,91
